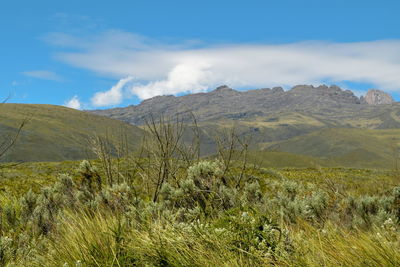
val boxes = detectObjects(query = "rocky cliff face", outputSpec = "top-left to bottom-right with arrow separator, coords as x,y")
363,89 -> 394,105
91,84 -> 374,125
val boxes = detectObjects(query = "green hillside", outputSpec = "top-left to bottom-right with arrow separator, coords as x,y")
0,104 -> 144,162
154,119 -> 400,169
2,103 -> 399,168
267,128 -> 400,169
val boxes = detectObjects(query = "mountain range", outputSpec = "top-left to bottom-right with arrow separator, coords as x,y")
91,84 -> 395,125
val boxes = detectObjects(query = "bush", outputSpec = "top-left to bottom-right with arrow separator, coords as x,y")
0,159 -> 399,266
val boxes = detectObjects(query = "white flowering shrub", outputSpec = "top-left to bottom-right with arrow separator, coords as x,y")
215,210 -> 292,258
159,160 -> 239,218
20,189 -> 37,224
187,160 -> 224,188
95,183 -> 133,212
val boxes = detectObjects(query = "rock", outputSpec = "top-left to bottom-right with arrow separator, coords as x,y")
211,85 -> 239,96
214,85 -> 233,92
289,84 -> 360,104
272,86 -> 284,93
364,89 -> 394,105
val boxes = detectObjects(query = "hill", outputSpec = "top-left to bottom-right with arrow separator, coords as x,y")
90,84 -> 400,169
0,104 -> 144,162
267,128 -> 400,169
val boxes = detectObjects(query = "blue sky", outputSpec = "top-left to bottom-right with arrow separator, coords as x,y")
2,0 -> 400,109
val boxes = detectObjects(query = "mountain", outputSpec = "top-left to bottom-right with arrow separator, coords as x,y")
90,84 -> 400,145
90,84 -> 400,168
92,84 -> 365,125
91,85 -> 397,127
362,89 -> 394,105
0,104 -> 144,162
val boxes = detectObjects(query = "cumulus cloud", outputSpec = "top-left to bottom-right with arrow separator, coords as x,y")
91,76 -> 134,107
22,70 -> 62,81
64,95 -> 81,109
131,62 -> 212,99
46,31 -> 400,102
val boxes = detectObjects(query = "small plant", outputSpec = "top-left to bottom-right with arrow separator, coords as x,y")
78,160 -> 102,192
393,186 -> 400,222
20,190 -> 37,223
0,236 -> 14,266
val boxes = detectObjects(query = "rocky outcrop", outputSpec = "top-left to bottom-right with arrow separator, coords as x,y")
288,85 -> 360,105
364,89 -> 394,105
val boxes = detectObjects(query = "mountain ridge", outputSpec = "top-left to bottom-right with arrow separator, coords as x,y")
91,84 -> 395,125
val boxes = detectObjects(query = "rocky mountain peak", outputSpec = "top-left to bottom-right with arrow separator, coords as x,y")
215,85 -> 230,90
213,85 -> 236,92
210,85 -> 240,96
289,84 -> 360,104
139,95 -> 176,106
272,86 -> 284,93
363,89 -> 394,105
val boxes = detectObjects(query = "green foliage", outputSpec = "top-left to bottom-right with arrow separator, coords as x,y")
0,158 -> 397,266
160,160 -> 235,219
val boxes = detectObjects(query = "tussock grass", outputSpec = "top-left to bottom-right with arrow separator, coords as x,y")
36,211 -> 271,267
0,157 -> 398,266
286,222 -> 400,266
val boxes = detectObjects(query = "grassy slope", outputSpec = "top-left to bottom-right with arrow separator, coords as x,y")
0,104 -> 144,162
1,103 -> 398,168
267,128 -> 400,169
193,117 -> 400,169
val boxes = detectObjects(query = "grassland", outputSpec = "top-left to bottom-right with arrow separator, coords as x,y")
0,104 -> 144,162
0,155 -> 398,266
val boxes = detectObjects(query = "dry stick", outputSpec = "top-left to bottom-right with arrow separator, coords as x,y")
214,127 -> 237,186
145,115 -> 168,202
224,128 -> 236,177
91,134 -> 114,186
176,111 -> 201,169
145,113 -> 189,202
236,141 -> 249,189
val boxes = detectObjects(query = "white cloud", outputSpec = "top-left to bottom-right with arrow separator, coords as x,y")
64,95 -> 81,109
131,62 -> 211,99
47,31 -> 400,102
91,76 -> 134,107
22,70 -> 62,81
